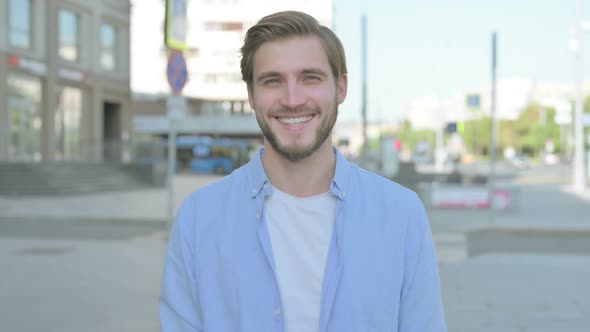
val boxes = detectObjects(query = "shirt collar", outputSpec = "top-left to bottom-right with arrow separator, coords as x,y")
330,147 -> 350,200
247,147 -> 269,198
246,147 -> 352,200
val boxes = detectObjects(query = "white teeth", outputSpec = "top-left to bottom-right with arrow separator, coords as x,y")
278,116 -> 313,125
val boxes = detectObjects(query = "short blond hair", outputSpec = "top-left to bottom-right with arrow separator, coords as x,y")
240,11 -> 347,86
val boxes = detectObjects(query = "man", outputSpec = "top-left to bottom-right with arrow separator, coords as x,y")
160,11 -> 446,332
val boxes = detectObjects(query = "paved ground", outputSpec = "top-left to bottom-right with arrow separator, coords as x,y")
441,254 -> 590,332
1,165 -> 590,331
0,174 -> 222,224
2,218 -> 589,332
0,224 -> 166,331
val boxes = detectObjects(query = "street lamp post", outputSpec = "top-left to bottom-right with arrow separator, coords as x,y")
571,0 -> 589,192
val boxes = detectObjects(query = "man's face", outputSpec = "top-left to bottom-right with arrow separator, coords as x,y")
247,36 -> 347,162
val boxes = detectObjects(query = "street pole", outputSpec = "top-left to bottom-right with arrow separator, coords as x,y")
573,0 -> 586,192
435,119 -> 444,172
167,117 -> 176,230
361,14 -> 368,153
165,94 -> 186,230
489,31 -> 498,216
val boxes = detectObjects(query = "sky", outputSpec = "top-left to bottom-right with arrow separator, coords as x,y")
333,0 -> 590,125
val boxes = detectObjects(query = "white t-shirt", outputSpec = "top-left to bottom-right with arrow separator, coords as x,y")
264,186 -> 337,332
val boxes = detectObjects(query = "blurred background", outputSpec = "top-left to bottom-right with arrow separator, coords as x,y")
1,0 -> 589,331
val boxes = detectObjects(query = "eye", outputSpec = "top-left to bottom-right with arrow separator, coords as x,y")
304,75 -> 321,82
263,78 -> 281,85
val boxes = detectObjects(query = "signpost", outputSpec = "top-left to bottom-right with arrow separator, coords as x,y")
166,52 -> 187,229
164,0 -> 188,51
466,94 -> 481,110
164,0 -> 188,230
489,32 -> 498,225
166,93 -> 185,229
166,51 -> 188,95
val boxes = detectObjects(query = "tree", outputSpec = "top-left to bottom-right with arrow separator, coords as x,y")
461,116 -> 492,156
394,119 -> 436,155
514,103 -> 561,156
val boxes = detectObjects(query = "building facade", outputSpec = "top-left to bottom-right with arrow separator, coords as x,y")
0,0 -> 132,162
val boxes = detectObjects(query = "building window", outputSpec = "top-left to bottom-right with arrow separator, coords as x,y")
55,86 -> 83,160
100,23 -> 118,70
8,0 -> 32,49
59,9 -> 80,62
7,73 -> 42,161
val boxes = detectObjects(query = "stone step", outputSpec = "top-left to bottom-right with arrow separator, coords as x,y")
0,162 -> 155,196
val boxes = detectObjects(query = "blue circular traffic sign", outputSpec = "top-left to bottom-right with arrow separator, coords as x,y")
167,51 -> 188,95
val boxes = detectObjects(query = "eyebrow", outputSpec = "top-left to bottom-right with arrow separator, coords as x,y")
301,68 -> 329,77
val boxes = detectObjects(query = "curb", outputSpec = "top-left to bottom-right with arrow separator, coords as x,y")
467,226 -> 590,236
0,215 -> 169,227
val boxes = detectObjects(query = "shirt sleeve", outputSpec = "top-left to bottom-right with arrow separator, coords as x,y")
398,193 -> 447,332
159,199 -> 203,331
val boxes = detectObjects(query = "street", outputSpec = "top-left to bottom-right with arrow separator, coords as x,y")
1,165 -> 590,331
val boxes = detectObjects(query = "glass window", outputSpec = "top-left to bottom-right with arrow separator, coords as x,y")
59,9 -> 80,62
100,23 -> 118,70
55,87 -> 83,160
6,74 -> 42,161
8,0 -> 32,49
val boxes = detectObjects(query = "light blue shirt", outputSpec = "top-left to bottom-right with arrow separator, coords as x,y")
159,148 -> 447,332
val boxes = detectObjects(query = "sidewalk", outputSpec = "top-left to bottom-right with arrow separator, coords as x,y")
428,182 -> 590,262
0,174 -> 222,225
1,174 -> 589,233
428,183 -> 590,231
3,174 -> 588,332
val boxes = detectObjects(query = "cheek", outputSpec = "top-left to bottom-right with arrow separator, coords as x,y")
307,86 -> 337,103
252,92 -> 277,113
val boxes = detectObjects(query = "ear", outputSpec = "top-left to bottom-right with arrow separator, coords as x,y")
247,84 -> 255,110
336,73 -> 348,105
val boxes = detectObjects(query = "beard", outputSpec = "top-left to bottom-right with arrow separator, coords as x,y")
256,99 -> 338,162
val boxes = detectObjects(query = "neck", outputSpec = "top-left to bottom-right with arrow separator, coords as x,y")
262,140 -> 336,198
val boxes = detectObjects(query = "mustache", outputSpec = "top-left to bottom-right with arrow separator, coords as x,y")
268,107 -> 318,117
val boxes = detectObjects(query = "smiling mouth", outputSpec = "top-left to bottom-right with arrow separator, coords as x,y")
276,115 -> 314,125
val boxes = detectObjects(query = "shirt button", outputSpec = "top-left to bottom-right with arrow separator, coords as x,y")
274,307 -> 281,316
256,213 -> 260,220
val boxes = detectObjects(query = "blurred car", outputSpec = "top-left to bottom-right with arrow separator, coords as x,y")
412,153 -> 434,165
507,153 -> 530,169
543,153 -> 560,166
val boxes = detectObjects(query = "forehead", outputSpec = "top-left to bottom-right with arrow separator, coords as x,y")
252,36 -> 331,76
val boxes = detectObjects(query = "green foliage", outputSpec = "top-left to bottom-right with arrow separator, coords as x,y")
398,100 -> 569,158
514,104 -> 561,156
459,104 -> 562,156
396,119 -> 435,151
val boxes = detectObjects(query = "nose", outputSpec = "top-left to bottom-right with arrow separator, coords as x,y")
280,80 -> 306,109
